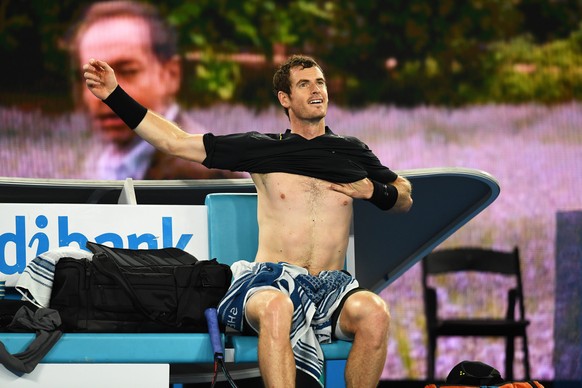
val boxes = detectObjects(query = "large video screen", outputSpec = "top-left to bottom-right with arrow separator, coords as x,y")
1,1 -> 581,382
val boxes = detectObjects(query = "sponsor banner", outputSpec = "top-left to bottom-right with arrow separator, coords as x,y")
0,204 -> 208,285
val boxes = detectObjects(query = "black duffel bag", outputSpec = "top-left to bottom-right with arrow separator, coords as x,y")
49,241 -> 232,333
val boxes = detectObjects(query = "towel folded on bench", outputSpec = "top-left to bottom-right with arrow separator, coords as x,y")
14,248 -> 90,308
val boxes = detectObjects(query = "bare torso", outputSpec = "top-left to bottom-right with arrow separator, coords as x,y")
252,172 -> 353,275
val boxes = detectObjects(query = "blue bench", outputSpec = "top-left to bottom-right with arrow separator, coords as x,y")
0,168 -> 501,386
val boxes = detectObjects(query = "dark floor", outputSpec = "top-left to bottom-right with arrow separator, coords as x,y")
171,364 -> 577,388
179,379 -> 575,388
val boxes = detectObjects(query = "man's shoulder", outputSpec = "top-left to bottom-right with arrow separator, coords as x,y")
212,131 -> 281,143
324,130 -> 369,149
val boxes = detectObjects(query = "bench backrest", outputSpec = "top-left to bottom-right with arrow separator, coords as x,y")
205,193 -> 259,265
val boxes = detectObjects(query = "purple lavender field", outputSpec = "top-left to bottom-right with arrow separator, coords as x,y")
1,102 -> 581,380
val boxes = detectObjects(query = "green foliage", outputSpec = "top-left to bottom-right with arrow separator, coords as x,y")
0,1 -> 32,51
167,0 -> 334,103
486,26 -> 582,103
0,0 -> 93,110
1,0 -> 582,110
187,50 -> 241,103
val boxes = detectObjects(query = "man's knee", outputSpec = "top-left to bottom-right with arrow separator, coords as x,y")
246,290 -> 294,334
341,291 -> 390,338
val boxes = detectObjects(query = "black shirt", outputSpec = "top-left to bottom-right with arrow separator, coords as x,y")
202,127 -> 397,184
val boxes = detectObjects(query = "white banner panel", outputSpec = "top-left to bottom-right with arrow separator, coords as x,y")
0,363 -> 169,388
0,204 -> 208,285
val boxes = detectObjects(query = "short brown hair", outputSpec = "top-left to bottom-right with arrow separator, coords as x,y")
273,54 -> 323,96
272,55 -> 323,117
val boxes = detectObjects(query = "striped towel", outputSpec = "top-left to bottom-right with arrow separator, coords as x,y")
217,261 -> 359,385
15,248 -> 91,307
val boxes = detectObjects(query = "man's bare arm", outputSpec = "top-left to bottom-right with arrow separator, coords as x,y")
389,175 -> 413,213
83,58 -> 206,163
330,175 -> 412,213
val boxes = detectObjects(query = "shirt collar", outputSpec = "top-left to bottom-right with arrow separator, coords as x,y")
282,126 -> 334,138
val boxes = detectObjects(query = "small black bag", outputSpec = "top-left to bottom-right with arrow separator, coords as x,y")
446,360 -> 505,386
424,360 -> 544,388
49,242 -> 232,333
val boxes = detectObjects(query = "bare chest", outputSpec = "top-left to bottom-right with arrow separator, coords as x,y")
253,172 -> 351,209
252,172 -> 352,272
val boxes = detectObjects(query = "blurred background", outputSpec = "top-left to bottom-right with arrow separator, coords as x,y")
1,0 -> 581,384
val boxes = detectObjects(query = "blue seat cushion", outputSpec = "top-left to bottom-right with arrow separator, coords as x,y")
229,335 -> 351,363
0,332 -> 219,363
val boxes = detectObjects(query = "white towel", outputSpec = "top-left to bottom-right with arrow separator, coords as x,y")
218,261 -> 359,385
15,247 -> 91,308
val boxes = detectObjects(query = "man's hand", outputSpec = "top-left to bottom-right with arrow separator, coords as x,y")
82,59 -> 118,101
329,178 -> 374,199
331,176 -> 413,213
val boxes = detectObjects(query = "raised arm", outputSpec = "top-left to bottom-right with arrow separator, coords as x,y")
83,59 -> 207,163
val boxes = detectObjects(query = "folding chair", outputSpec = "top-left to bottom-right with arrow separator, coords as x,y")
422,247 -> 531,380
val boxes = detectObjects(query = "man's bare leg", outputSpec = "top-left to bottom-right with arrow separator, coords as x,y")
339,291 -> 391,388
245,289 -> 296,387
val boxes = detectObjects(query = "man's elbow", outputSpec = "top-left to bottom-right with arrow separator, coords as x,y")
164,135 -> 205,163
390,176 -> 413,213
401,195 -> 413,212
163,140 -> 183,158
391,195 -> 413,213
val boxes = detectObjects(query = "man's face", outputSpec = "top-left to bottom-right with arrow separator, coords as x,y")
282,66 -> 328,122
78,16 -> 180,147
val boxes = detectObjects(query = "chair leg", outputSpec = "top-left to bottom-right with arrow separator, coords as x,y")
505,335 -> 515,380
522,333 -> 531,380
427,335 -> 436,380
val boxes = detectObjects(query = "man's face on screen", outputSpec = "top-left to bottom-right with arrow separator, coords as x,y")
78,16 -> 180,147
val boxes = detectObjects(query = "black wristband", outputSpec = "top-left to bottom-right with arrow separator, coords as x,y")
103,85 -> 147,130
367,180 -> 398,210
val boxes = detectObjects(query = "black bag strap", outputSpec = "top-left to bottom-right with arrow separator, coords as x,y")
86,241 -> 202,327
91,252 -> 179,327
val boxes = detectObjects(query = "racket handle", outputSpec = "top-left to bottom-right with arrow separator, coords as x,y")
205,308 -> 224,358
